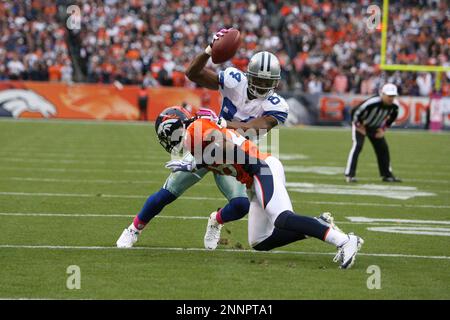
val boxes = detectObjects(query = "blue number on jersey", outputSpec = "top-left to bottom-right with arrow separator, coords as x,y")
229,71 -> 241,82
220,97 -> 237,121
268,96 -> 280,105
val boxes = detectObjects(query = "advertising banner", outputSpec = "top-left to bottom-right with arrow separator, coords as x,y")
0,81 -> 221,121
1,81 -> 448,130
316,93 -> 450,129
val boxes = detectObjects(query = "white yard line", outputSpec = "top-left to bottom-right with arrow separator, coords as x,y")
1,167 -> 164,174
0,158 -> 164,166
346,217 -> 450,225
305,200 -> 450,209
0,191 -> 449,209
367,226 -> 450,236
0,212 -> 206,220
0,152 -> 165,161
286,182 -> 436,200
0,244 -> 448,260
4,165 -> 448,184
3,151 -> 450,169
3,117 -> 450,136
5,177 -> 162,184
286,175 -> 450,185
3,174 -> 449,187
1,212 -> 449,229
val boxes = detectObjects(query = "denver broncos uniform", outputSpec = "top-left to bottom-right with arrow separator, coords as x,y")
184,118 -> 294,246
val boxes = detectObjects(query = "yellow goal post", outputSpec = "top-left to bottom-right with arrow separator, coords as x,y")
380,0 -> 450,90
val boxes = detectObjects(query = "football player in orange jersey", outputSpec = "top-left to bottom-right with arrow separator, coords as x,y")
164,115 -> 364,269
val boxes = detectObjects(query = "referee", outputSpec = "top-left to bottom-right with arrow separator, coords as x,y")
345,83 -> 402,183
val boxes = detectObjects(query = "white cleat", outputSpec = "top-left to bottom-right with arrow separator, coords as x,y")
116,228 -> 140,248
333,234 -> 364,269
318,212 -> 344,233
204,211 -> 223,250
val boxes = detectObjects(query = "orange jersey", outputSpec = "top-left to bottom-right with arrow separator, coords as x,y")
184,118 -> 269,188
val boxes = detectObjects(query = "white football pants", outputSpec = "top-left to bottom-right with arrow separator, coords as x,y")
248,156 -> 294,247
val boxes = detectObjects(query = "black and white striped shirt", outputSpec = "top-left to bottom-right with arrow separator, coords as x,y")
351,96 -> 399,129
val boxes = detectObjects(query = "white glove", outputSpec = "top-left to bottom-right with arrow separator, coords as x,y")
165,159 -> 195,172
217,117 -> 227,128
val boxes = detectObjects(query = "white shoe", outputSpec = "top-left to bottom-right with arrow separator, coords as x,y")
317,212 -> 343,233
116,228 -> 140,248
204,211 -> 223,250
333,234 -> 364,269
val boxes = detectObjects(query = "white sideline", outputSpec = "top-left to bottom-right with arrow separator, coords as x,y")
1,191 -> 449,209
0,244 -> 448,260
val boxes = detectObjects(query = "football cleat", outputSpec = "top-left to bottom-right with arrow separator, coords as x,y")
345,176 -> 358,183
204,211 -> 223,250
382,176 -> 402,182
333,234 -> 364,269
116,228 -> 140,248
318,212 -> 344,233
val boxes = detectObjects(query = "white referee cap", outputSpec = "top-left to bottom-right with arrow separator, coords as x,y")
381,83 -> 398,96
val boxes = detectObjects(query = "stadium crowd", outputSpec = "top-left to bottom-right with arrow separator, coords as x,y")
0,0 -> 448,96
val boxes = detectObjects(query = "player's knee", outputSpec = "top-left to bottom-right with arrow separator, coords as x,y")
155,188 -> 177,206
274,210 -> 295,229
163,184 -> 183,198
252,242 -> 271,251
230,197 -> 250,216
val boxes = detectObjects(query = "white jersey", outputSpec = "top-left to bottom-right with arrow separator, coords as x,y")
218,67 -> 289,124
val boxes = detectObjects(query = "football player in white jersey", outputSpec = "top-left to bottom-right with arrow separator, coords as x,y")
117,28 -> 327,251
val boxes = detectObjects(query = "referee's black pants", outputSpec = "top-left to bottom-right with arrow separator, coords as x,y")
345,124 -> 393,178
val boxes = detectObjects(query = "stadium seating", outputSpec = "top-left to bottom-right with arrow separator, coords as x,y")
0,0 -> 448,96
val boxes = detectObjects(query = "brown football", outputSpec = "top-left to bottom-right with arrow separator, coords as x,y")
211,28 -> 241,64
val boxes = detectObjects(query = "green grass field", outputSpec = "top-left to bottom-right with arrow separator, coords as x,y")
0,119 -> 449,300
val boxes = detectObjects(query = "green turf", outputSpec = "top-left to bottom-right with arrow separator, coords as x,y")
0,119 -> 449,299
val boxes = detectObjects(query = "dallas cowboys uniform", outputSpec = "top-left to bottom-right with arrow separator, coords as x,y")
164,67 -> 289,199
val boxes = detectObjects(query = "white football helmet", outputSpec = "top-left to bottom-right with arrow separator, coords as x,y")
246,51 -> 281,99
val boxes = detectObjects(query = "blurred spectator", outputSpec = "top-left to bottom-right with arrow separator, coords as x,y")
48,62 -> 62,82
6,53 -> 24,80
332,69 -> 348,94
142,72 -> 159,88
137,84 -> 148,121
307,74 -> 323,94
416,72 -> 433,96
61,60 -> 73,84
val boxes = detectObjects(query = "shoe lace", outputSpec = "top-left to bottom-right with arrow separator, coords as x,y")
333,248 -> 343,263
333,234 -> 352,263
206,224 -> 221,240
128,228 -> 139,238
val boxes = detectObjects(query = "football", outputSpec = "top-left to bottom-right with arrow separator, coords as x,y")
211,28 -> 241,64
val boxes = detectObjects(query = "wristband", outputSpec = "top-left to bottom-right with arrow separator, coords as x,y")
204,45 -> 212,56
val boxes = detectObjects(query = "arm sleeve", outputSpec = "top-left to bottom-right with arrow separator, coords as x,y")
218,67 -> 243,91
262,96 -> 289,124
352,96 -> 381,123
